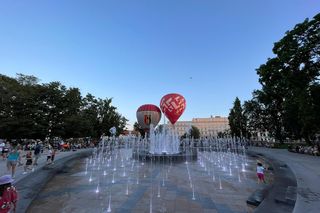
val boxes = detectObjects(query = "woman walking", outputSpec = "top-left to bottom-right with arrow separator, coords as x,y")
23,151 -> 33,174
6,144 -> 20,178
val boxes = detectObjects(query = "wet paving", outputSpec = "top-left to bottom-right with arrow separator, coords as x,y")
28,148 -> 273,213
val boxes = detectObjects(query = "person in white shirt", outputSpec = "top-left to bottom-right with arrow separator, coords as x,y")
0,141 -> 5,159
256,162 -> 266,184
47,148 -> 53,165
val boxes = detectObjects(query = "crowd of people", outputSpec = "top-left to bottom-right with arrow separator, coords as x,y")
288,144 -> 320,156
0,138 -> 94,177
0,137 -> 94,213
248,140 -> 320,157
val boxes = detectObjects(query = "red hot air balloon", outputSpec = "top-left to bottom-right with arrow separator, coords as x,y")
136,104 -> 162,130
160,93 -> 186,125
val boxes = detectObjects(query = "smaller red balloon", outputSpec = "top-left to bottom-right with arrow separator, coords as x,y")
136,104 -> 162,130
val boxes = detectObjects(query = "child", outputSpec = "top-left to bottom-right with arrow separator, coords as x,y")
256,162 -> 266,184
0,175 -> 18,213
23,151 -> 33,174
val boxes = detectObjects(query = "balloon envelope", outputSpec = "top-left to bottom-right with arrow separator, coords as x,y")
160,93 -> 186,125
136,104 -> 162,130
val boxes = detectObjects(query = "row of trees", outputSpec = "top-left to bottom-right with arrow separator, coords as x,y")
0,74 -> 127,140
229,13 -> 320,143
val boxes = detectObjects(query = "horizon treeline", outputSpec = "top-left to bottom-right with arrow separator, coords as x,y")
0,73 -> 127,140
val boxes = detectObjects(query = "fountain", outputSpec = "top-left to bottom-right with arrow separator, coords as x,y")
28,133 -> 265,213
28,107 -> 267,213
133,124 -> 197,162
26,94 -> 270,213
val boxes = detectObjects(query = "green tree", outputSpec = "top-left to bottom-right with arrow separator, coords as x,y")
251,13 -> 320,143
228,97 -> 247,138
63,88 -> 83,138
190,126 -> 200,139
133,122 -> 146,137
81,93 -> 100,138
0,74 -> 128,140
243,96 -> 266,139
181,125 -> 200,139
96,98 -> 127,136
0,74 -> 42,139
16,73 -> 39,86
273,14 -> 320,142
41,82 -> 67,139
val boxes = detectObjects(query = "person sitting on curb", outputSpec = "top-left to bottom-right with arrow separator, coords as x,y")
0,175 -> 18,213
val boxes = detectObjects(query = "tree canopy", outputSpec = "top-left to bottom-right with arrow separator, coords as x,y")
239,13 -> 320,143
0,74 -> 128,140
181,125 -> 200,139
228,97 -> 247,138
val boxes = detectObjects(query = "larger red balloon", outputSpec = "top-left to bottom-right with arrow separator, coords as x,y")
136,104 -> 162,130
160,93 -> 186,125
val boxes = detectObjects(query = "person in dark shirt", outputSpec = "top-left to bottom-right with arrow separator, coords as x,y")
33,142 -> 41,166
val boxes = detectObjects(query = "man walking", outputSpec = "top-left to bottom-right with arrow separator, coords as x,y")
33,142 -> 41,166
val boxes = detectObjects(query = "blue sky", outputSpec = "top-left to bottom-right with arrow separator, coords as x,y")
0,0 -> 319,129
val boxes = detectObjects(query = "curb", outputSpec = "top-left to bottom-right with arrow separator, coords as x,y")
16,149 -> 92,213
247,150 -> 297,213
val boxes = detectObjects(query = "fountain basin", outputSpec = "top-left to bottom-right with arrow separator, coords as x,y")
132,149 -> 198,162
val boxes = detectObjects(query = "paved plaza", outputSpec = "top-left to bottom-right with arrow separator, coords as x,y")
0,149 -> 90,183
248,147 -> 320,213
27,148 -> 262,213
0,149 -> 92,212
1,146 -> 319,212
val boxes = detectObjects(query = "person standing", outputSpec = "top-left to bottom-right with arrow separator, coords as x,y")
0,141 -> 4,160
46,148 -> 52,165
2,142 -> 10,160
33,142 -> 41,166
256,162 -> 266,184
6,144 -> 20,178
51,148 -> 56,164
16,145 -> 23,167
0,175 -> 18,213
23,151 -> 33,174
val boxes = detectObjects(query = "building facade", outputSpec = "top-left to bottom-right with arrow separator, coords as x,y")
168,116 -> 229,137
